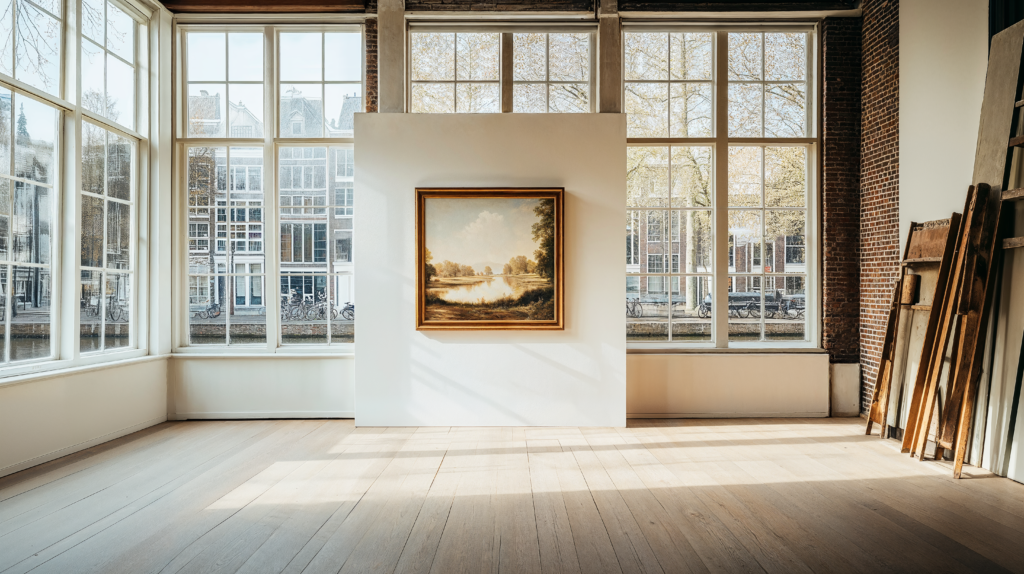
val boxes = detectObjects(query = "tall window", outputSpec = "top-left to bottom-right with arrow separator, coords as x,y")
181,26 -> 361,349
625,29 -> 814,346
410,28 -> 594,113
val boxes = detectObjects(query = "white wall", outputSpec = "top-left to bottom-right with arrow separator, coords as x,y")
354,114 -> 626,427
899,0 -> 987,246
168,356 -> 355,419
0,358 -> 168,477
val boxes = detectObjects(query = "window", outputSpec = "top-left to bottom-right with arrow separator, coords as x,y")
181,26 -> 361,349
0,0 -> 63,97
410,28 -> 594,113
625,29 -> 814,346
81,0 -> 136,129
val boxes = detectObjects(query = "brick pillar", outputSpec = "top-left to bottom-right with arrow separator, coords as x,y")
365,17 -> 378,113
821,17 -> 861,366
859,0 -> 900,413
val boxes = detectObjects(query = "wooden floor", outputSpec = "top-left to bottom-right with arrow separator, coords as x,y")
1,419 -> 1023,574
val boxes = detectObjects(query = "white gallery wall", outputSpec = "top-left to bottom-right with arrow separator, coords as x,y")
899,0 -> 987,246
354,114 -> 626,427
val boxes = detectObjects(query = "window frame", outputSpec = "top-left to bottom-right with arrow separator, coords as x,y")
623,23 -> 820,351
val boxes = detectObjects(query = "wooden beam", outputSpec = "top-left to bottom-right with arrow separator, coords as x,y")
162,0 -> 365,13
618,1 -> 857,10
1004,187 -> 1024,201
1005,236 -> 1024,249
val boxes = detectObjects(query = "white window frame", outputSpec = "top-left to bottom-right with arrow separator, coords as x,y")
624,23 -> 820,350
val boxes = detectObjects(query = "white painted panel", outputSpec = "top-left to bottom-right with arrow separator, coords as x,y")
626,353 -> 829,417
899,0 -> 987,248
168,357 -> 355,419
354,113 -> 626,427
831,362 -> 861,417
0,358 -> 168,477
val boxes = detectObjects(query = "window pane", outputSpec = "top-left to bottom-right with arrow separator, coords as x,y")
411,83 -> 454,114
513,33 -> 545,81
549,84 -> 588,113
108,56 -> 135,130
513,84 -> 545,113
106,200 -> 129,270
669,83 -> 711,137
81,195 -> 103,268
325,32 -> 361,81
728,33 -> 762,81
0,179 -> 9,260
188,33 -> 225,81
456,83 -> 499,113
0,86 -> 10,176
104,272 -> 130,349
626,276 -> 668,342
765,33 -> 806,81
728,83 -> 762,137
82,0 -> 104,44
411,32 -> 454,81
456,33 -> 499,81
82,122 -> 105,195
626,147 -> 669,208
188,275 -> 226,345
80,269 -> 101,352
624,33 -> 668,81
229,33 -> 263,81
670,33 -> 712,81
14,95 -> 57,185
188,84 -> 226,138
765,83 -> 806,137
280,33 -> 322,82
673,276 -> 711,342
280,84 -> 323,137
727,278 -> 762,341
0,1 -> 10,77
765,146 -> 806,207
675,210 -> 712,274
766,210 -> 805,273
549,33 -> 589,82
229,273 -> 266,345
11,264 -> 50,361
728,147 -> 762,207
728,211 -> 761,274
331,274 -> 354,343
227,84 -> 264,138
13,183 -> 50,264
16,2 -> 60,95
281,274 -> 328,345
625,83 -> 668,138
107,132 -> 131,200
766,275 -> 806,341
325,84 -> 361,136
670,146 -> 712,208
106,2 -> 134,62
81,39 -> 105,117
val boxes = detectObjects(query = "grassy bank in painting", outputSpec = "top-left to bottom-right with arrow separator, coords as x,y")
425,275 -> 554,321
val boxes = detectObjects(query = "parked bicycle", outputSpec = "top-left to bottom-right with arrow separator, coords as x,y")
341,302 -> 355,321
306,291 -> 339,320
194,302 -> 221,320
626,298 -> 643,318
106,295 -> 128,322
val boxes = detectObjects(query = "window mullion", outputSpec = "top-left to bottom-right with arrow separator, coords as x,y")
713,31 -> 729,348
265,24 -> 279,353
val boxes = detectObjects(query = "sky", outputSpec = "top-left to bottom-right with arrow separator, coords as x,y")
425,197 -> 543,272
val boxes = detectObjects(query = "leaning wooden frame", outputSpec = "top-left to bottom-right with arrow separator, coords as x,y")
415,188 -> 565,331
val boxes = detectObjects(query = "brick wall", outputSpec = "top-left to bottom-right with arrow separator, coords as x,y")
859,0 -> 899,412
365,17 -> 378,113
821,17 -> 861,365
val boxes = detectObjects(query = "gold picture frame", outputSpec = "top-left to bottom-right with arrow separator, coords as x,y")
416,188 -> 564,331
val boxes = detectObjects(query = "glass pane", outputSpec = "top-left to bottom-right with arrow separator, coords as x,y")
107,54 -> 135,129
228,83 -> 264,138
13,183 -> 50,264
0,0 -> 10,77
549,84 -> 588,113
16,2 -> 60,95
626,276 -> 668,342
187,147 -> 223,219
669,83 -> 711,137
0,86 -> 9,176
766,275 -> 806,341
82,0 -> 104,44
0,266 -> 5,358
670,146 -> 712,208
228,33 -> 263,81
104,272 -> 130,349
728,33 -> 762,81
766,210 -> 806,273
229,273 -> 265,345
765,33 -> 806,81
11,264 -> 49,361
325,83 -> 361,135
188,275 -> 225,345
765,146 -> 806,207
411,83 -> 454,114
513,33 -> 544,81
14,95 -> 57,185
512,84 -> 545,113
727,278 -> 762,341
107,132 -> 131,200
280,84 -> 323,137
626,147 -> 669,208
325,32 -> 361,81
281,274 -> 328,345
106,2 -> 134,62
81,39 -> 105,117
188,84 -> 226,138
673,276 -> 711,342
82,122 -> 105,195
765,83 -> 806,137
728,147 -> 762,207
456,33 -> 499,81
625,83 -> 668,138
411,32 -> 454,81
188,32 -> 225,82
456,83 -> 499,113
670,32 -> 712,81
81,194 -> 103,268
624,33 -> 667,81
728,83 -> 762,137
106,200 -> 129,270
79,269 -> 100,352
640,210 -> 667,273
330,274 -> 354,344
549,33 -> 589,82
0,178 -> 9,260
675,210 -> 712,274
280,33 -> 322,82
729,211 -> 761,274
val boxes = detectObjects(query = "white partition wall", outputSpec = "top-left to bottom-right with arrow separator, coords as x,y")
354,114 -> 626,427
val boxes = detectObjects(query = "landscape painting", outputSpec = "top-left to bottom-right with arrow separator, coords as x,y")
416,188 -> 564,330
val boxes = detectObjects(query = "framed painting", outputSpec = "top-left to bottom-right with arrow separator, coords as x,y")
416,188 -> 564,330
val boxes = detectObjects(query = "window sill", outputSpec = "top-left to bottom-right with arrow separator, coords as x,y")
627,346 -> 826,355
171,347 -> 354,359
0,352 -> 165,389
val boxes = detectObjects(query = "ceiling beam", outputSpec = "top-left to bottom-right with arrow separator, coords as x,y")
162,0 -> 366,13
617,0 -> 858,10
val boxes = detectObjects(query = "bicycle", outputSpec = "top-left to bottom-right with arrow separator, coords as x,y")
626,298 -> 643,318
195,302 -> 221,320
106,296 -> 127,322
341,302 -> 355,321
306,292 -> 339,320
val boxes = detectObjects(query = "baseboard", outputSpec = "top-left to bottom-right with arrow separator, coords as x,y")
177,411 -> 355,420
0,415 -> 167,479
627,412 -> 830,419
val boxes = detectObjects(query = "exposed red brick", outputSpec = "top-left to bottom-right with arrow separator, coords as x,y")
365,18 -> 378,113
